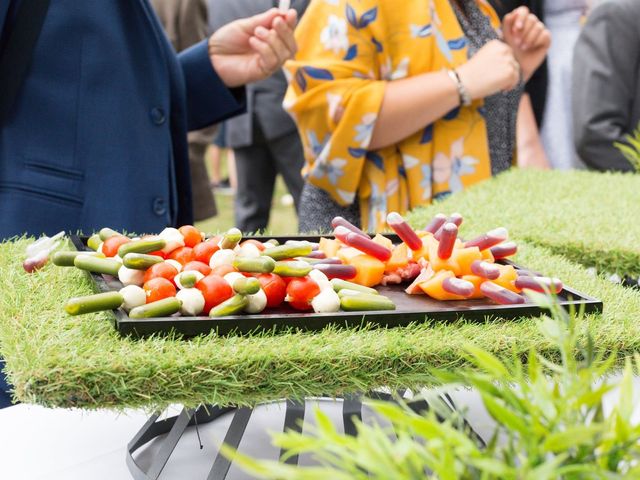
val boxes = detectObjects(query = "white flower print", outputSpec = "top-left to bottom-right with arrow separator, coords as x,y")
326,93 -> 345,123
306,130 -> 331,158
420,164 -> 432,200
312,157 -> 347,186
379,57 -> 410,81
368,182 -> 387,229
354,113 -> 377,147
386,178 -> 399,196
402,153 -> 420,170
320,15 -> 349,55
337,189 -> 356,204
432,138 -> 479,192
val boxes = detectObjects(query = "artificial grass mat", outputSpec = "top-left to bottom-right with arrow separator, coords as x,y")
408,169 -> 640,277
0,240 -> 638,410
0,168 -> 639,410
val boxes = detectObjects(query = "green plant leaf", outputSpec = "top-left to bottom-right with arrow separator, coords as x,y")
542,425 -> 602,452
464,344 -> 511,378
481,393 -> 529,435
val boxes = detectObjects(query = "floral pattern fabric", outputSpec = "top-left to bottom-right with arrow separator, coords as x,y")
284,0 -> 501,231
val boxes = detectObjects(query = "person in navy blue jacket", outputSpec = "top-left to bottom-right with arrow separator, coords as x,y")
0,1 -> 297,408
0,1 -> 297,240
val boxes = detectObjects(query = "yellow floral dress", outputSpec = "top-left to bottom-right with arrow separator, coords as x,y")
284,0 -> 502,231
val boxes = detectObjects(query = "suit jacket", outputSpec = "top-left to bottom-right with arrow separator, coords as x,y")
208,0 -> 309,148
0,0 -> 244,239
150,0 -> 218,220
572,0 -> 640,172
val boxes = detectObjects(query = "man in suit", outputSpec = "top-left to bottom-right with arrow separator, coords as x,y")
209,0 -> 309,233
573,0 -> 640,172
0,1 -> 297,239
150,0 -> 218,222
0,0 -> 297,407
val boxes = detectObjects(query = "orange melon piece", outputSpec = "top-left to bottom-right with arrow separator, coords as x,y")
492,264 -> 519,292
453,247 -> 483,276
346,254 -> 386,287
461,275 -> 486,300
481,248 -> 495,263
337,247 -> 365,264
411,235 -> 431,262
427,236 -> 461,275
385,243 -> 409,273
319,238 -> 341,258
372,234 -> 394,251
419,270 -> 465,301
405,264 -> 435,294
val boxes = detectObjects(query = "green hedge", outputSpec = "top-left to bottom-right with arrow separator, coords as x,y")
0,169 -> 639,410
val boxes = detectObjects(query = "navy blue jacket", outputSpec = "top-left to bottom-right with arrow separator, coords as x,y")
0,0 -> 244,239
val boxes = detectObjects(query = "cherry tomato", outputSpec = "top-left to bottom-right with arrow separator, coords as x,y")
257,273 -> 287,308
240,239 -> 266,252
183,261 -> 212,276
143,262 -> 179,284
286,277 -> 320,311
196,274 -> 234,313
101,235 -> 130,257
168,246 -> 195,266
143,277 -> 177,304
210,264 -> 237,277
193,240 -> 220,264
179,225 -> 203,248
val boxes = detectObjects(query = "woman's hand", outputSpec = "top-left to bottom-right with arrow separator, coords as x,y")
208,8 -> 298,88
456,40 -> 521,100
502,7 -> 551,81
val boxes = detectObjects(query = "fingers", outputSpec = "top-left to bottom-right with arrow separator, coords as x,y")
272,14 -> 298,56
239,8 -> 281,33
254,17 -> 296,66
248,36 -> 279,76
503,6 -> 529,34
522,21 -> 551,51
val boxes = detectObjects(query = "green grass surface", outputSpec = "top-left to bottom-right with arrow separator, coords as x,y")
408,169 -> 640,277
1,168 -> 639,410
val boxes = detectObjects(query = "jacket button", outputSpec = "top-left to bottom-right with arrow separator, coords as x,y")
152,197 -> 167,216
150,107 -> 166,125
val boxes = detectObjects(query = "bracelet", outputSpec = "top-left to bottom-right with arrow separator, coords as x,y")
447,69 -> 472,107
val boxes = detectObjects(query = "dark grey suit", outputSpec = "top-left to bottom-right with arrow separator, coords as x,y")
573,0 -> 640,172
209,0 -> 309,232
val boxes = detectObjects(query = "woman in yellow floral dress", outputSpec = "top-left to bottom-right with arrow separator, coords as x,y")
284,0 -> 550,232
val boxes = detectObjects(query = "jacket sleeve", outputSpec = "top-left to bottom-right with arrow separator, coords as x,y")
572,1 -> 638,172
0,0 -> 13,51
179,39 -> 246,131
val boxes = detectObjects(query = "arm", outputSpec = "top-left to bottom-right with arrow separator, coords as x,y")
369,71 -> 459,150
572,2 -> 638,172
371,40 -> 521,150
180,8 -> 297,131
515,94 -> 549,169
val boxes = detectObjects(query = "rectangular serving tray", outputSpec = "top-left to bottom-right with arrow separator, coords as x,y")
71,235 -> 603,338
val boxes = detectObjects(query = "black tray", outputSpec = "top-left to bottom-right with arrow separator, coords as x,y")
70,235 -> 603,338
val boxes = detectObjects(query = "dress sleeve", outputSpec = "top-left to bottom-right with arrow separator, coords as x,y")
572,1 -> 638,172
179,40 -> 246,132
283,0 -> 387,206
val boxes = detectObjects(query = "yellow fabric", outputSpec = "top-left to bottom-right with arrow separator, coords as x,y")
284,0 -> 501,231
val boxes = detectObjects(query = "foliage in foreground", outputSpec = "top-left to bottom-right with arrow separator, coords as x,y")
615,124 -> 640,172
227,298 -> 640,479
